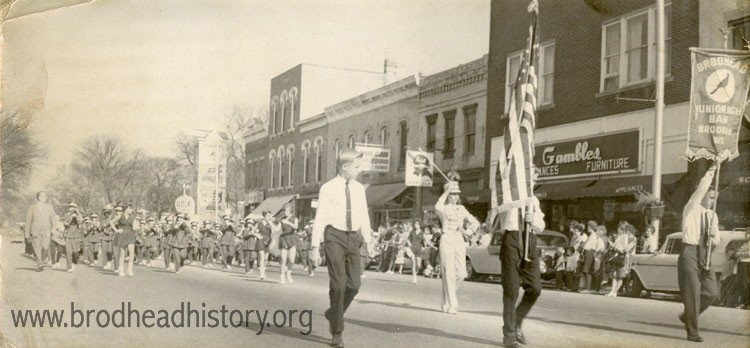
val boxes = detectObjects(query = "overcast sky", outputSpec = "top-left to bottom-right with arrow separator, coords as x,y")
2,0 -> 490,190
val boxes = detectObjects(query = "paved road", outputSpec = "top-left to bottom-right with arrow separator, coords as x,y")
1,236 -> 748,348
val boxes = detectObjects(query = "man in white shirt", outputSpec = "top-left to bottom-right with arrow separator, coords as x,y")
677,164 -> 721,343
311,148 -> 373,348
497,168 -> 545,348
581,220 -> 601,292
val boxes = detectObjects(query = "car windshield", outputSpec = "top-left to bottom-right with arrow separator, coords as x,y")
537,235 -> 566,247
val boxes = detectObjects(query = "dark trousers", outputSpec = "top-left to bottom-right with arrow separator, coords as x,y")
324,226 -> 362,334
500,230 -> 541,344
565,271 -> 579,291
677,245 -> 718,338
163,247 -> 172,268
555,270 -> 565,289
221,245 -> 234,266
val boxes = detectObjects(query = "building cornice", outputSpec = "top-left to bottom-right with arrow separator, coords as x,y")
298,113 -> 328,133
419,55 -> 488,100
324,75 -> 420,123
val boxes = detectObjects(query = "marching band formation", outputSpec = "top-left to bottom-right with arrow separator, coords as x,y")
41,201 -> 316,281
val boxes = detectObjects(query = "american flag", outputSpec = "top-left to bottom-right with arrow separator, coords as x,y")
495,3 -> 539,212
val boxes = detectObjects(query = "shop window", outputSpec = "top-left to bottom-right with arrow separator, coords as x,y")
729,16 -> 750,50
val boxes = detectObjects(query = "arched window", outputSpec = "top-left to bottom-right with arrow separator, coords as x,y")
287,145 -> 295,187
270,97 -> 278,135
280,90 -> 288,133
277,146 -> 285,188
289,87 -> 298,130
315,137 -> 324,182
348,134 -> 355,149
380,126 -> 388,146
268,150 -> 276,188
363,130 -> 371,145
334,138 -> 341,164
301,141 -> 310,184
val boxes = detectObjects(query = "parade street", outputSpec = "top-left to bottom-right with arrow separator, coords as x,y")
0,238 -> 747,348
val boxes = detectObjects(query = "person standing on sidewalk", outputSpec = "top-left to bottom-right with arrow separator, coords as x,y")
677,164 -> 721,343
310,148 -> 373,348
25,191 -> 57,272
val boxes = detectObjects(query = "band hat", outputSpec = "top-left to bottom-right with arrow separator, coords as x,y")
203,220 -> 211,225
90,214 -> 99,219
147,217 -> 155,222
114,206 -> 123,212
68,202 -> 79,209
587,220 -> 598,230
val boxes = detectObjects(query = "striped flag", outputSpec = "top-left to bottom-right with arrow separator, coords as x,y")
495,3 -> 539,212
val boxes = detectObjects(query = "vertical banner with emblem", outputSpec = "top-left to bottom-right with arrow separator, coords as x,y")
405,150 -> 434,187
684,48 -> 750,161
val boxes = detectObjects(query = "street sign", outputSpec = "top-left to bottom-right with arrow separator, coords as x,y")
175,195 -> 195,214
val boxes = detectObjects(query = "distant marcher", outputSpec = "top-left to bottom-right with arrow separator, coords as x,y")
606,224 -> 637,297
25,191 -> 57,272
279,203 -> 300,284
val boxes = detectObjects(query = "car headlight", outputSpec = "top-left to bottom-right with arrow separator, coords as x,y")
539,260 -> 547,274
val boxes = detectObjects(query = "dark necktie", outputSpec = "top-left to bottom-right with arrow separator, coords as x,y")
699,211 -> 709,268
345,180 -> 352,231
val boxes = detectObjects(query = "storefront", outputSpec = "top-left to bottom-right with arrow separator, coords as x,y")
245,194 -> 297,220
244,190 -> 265,218
532,129 -> 687,236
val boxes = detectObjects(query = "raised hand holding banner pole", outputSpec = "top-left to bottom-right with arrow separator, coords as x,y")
706,161 -> 720,270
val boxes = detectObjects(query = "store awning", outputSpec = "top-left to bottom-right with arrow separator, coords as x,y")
366,182 -> 408,207
245,194 -> 297,220
536,173 -> 685,200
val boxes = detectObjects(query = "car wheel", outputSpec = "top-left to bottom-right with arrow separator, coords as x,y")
625,273 -> 644,298
465,258 -> 477,281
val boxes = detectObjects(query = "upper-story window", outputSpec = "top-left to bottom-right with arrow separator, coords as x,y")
380,126 -> 388,146
287,145 -> 295,187
426,114 -> 437,152
601,4 -> 672,92
348,134 -> 355,149
399,121 -> 408,168
302,142 -> 310,185
314,137 -> 323,182
729,16 -> 750,50
505,41 -> 555,112
363,131 -> 372,145
268,150 -> 276,188
463,105 -> 477,156
443,110 -> 456,159
334,138 -> 341,164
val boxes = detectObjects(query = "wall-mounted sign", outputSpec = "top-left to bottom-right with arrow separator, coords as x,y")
535,130 -> 640,180
355,144 -> 391,173
246,190 -> 264,204
175,195 -> 195,215
405,150 -> 434,187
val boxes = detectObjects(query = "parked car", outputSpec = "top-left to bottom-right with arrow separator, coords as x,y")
624,230 -> 747,298
465,229 -> 568,281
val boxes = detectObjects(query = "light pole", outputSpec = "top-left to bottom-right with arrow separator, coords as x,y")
651,0 -> 666,247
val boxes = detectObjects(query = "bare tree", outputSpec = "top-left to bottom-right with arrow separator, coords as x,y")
223,105 -> 268,213
174,133 -> 197,166
71,135 -> 144,205
142,157 -> 186,218
0,109 -> 46,225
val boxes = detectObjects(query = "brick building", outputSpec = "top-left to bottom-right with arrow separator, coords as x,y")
486,0 -> 749,237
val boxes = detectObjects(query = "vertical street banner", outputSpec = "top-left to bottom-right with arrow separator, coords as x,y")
495,3 -> 539,212
405,150 -> 434,187
684,48 -> 750,162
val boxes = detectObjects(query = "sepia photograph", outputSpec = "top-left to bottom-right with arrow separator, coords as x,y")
0,0 -> 749,347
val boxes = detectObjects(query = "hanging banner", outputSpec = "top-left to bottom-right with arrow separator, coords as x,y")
354,143 -> 391,172
684,48 -> 750,161
405,150 -> 434,187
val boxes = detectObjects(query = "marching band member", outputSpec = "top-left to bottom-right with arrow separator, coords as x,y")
256,211 -> 273,280
63,203 -> 84,273
114,203 -> 137,277
279,203 -> 300,284
162,215 -> 175,270
171,213 -> 190,274
241,218 -> 260,275
143,217 -> 159,268
88,214 -> 102,266
100,205 -> 115,270
220,215 -> 237,271
200,220 -> 215,268
81,215 -> 92,265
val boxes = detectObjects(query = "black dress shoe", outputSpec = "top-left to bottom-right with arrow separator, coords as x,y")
687,336 -> 703,342
516,328 -> 526,345
324,309 -> 333,334
331,333 -> 344,348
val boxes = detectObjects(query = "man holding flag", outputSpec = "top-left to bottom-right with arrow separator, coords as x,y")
491,1 -> 546,347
